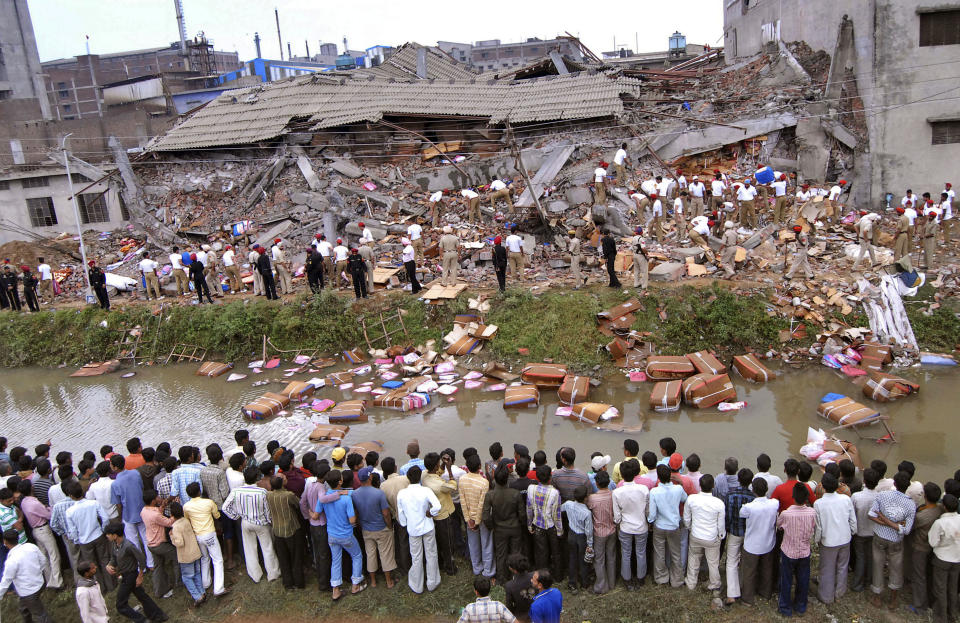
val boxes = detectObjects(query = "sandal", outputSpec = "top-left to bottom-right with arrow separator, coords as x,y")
351,581 -> 368,595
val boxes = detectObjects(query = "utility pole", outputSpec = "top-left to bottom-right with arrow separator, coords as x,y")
84,36 -> 102,118
275,8 -> 283,60
60,134 -> 92,301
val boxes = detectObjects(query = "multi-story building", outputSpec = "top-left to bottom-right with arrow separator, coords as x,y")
0,0 -> 52,118
438,37 -> 582,71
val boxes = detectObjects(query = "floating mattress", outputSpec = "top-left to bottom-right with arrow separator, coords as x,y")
196,361 -> 233,377
645,356 -> 695,381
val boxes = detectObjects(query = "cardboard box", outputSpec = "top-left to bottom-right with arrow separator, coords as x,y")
558,375 -> 590,405
504,385 -> 539,408
732,354 -> 776,382
650,380 -> 682,412
681,373 -> 737,408
862,371 -> 920,403
567,402 -> 619,424
817,397 -> 881,426
241,392 -> 291,420
860,342 -> 893,364
308,424 -> 350,443
278,381 -> 315,401
686,351 -> 727,375
447,335 -> 481,356
645,356 -> 696,380
596,299 -> 642,322
197,361 -> 233,377
521,363 -> 568,387
328,400 -> 368,422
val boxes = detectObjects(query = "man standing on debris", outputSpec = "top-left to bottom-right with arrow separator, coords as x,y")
593,163 -> 608,206
203,245 -> 223,299
687,216 -> 715,263
852,212 -> 880,270
737,179 -> 759,229
138,251 -> 163,301
439,226 -> 460,287
428,191 -> 444,229
248,245 -> 264,296
489,179 -> 514,214
462,188 -> 481,224
938,191 -> 953,244
674,191 -> 688,238
710,172 -> 726,213
347,249 -> 368,299
601,230 -> 621,289
828,180 -> 847,222
305,245 -> 324,294
493,236 -> 508,293
922,211 -> 939,270
255,245 -> 278,301
313,234 -> 334,288
401,238 -> 421,295
567,231 -> 583,290
359,222 -> 374,245
87,260 -> 109,311
613,144 -> 630,187
632,227 -> 648,293
271,239 -> 292,295
688,176 -> 706,219
36,257 -> 53,303
893,207 -> 910,262
406,220 -> 424,262
359,240 -> 375,295
505,226 -> 524,282
167,247 -> 187,297
771,174 -> 789,225
189,253 -> 214,304
333,239 -> 349,291
720,222 -> 739,278
20,267 -> 39,313
222,245 -> 242,294
649,194 -> 664,243
785,226 -> 813,281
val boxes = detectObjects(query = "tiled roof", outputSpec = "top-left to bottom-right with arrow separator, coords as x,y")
357,43 -> 477,81
146,71 -> 644,151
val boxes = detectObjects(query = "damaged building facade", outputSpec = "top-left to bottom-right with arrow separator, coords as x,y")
724,0 -> 960,208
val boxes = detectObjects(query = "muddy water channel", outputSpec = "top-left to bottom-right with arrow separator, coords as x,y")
0,362 -> 957,480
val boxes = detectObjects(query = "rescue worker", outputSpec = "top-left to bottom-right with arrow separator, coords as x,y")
2,264 -> 22,311
504,226 -> 524,281
248,245 -> 264,296
222,244 -> 242,294
461,188 -> 481,223
358,239 -> 375,295
710,210 -> 724,238
439,226 -> 460,287
674,169 -> 687,199
314,233 -> 334,287
828,180 -> 847,222
737,178 -> 759,229
771,173 -> 789,225
255,245 -> 278,301
785,226 -> 813,281
922,210 -> 939,270
21,266 -> 39,312
347,248 -> 368,299
333,238 -> 349,290
0,264 -> 8,310
568,230 -> 583,289
168,247 -> 188,296
428,191 -> 444,228
305,245 -> 324,294
674,191 -> 689,239
271,239 -> 292,295
401,237 -> 421,294
189,252 -> 214,304
904,201 -> 918,243
406,219 -> 424,262
593,162 -> 608,205
649,193 -> 664,242
939,191 -> 953,244
688,216 -> 716,263
613,144 -> 630,187
493,236 -> 507,293
138,251 -> 162,301
600,230 -> 621,288
688,175 -> 706,218
36,257 -> 54,302
87,260 -> 109,311
893,206 -> 911,262
632,227 -> 648,292
488,179 -> 514,214
710,171 -> 726,212
358,222 -> 374,245
719,221 -> 739,278
852,212 -> 880,270
203,244 -> 223,298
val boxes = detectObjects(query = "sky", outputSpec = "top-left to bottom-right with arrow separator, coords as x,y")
29,0 -> 724,63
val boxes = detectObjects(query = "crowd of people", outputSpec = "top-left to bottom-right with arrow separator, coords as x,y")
0,432 -> 958,623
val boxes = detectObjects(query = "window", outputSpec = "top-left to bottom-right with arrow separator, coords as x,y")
931,120 -> 960,144
71,173 -> 87,183
0,180 -> 9,191
21,176 -> 49,188
119,195 -> 130,221
57,81 -> 69,98
64,104 -> 72,112
78,193 -> 110,223
26,197 -> 58,227
920,10 -> 960,46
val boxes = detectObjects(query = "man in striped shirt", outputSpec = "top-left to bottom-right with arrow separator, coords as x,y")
722,468 -> 755,605
170,447 -> 203,505
526,465 -> 563,580
586,471 -> 617,594
560,486 -> 593,591
460,454 -> 494,579
265,476 -> 305,589
776,483 -> 817,617
868,471 -> 916,610
221,466 -> 280,583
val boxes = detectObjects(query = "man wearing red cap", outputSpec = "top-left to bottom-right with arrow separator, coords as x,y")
938,190 -> 953,244
852,213 -> 880,270
20,266 -> 39,312
894,207 -> 910,262
304,245 -> 324,294
86,260 -> 109,310
687,216 -> 715,262
736,179 -> 759,229
222,245 -> 242,294
710,172 -> 726,212
613,144 -> 630,187
255,246 -> 278,300
922,210 -> 939,270
1,264 -> 21,311
784,226 -> 812,281
771,174 -> 789,225
492,236 -> 507,292
347,248 -> 368,299
688,175 -> 705,218
271,239 -> 291,295
828,180 -> 847,222
247,245 -> 264,296
593,163 -> 608,205
189,252 -> 214,304
359,222 -> 374,244
333,239 -> 349,290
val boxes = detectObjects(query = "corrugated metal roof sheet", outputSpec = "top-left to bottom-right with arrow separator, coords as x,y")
146,72 -> 644,152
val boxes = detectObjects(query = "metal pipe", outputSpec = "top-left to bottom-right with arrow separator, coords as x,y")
60,133 -> 93,300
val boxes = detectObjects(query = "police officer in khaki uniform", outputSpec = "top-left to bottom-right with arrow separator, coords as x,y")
893,207 -> 910,262
439,226 -> 460,286
632,227 -> 648,291
568,230 -> 584,289
852,212 -> 880,270
922,210 -> 939,270
203,244 -> 224,298
358,239 -> 375,294
719,221 -> 739,277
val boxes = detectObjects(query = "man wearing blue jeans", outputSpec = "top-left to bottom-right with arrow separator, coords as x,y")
109,455 -> 153,571
316,469 -> 367,601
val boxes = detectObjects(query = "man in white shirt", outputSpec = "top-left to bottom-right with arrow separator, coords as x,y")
688,176 -> 706,218
504,226 -> 524,281
333,239 -> 349,290
655,176 -> 672,199
315,234 -> 334,286
36,257 -> 54,302
851,468 -> 880,592
247,246 -> 264,296
613,144 -> 630,186
674,169 -> 687,197
358,221 -> 374,244
271,239 -> 291,295
795,184 -> 813,204
0,529 -> 51,621
396,466 -> 441,594
138,252 -> 162,300
739,478 -> 780,604
688,216 -> 715,262
852,212 -> 881,270
203,244 -> 223,299
710,172 -> 726,212
673,192 -> 688,235
488,179 -> 514,213
901,189 -> 916,209
829,180 -> 848,221
939,190 -> 953,244
683,474 -> 726,593
650,194 -> 664,242
593,164 -> 608,205
813,473 -> 857,604
86,463 -> 118,520
736,179 -> 759,229
752,454 -> 782,498
222,244 -> 242,294
427,191 -> 444,228
168,247 -> 188,296
771,174 -> 789,224
461,188 -> 480,224
611,460 -> 649,589
406,221 -> 424,261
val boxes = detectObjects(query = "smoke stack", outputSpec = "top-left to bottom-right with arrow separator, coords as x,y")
275,8 -> 283,60
305,40 -> 310,59
254,32 -> 262,58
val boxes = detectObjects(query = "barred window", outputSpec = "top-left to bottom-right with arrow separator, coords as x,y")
78,194 -> 110,223
21,176 -> 49,188
26,197 -> 58,227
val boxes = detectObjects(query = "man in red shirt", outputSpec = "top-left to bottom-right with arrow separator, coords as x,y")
771,458 -> 816,513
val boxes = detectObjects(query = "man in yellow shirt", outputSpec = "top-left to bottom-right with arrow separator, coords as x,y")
422,452 -> 458,576
182,482 -> 228,597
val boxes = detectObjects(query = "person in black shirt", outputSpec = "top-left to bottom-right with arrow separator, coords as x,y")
600,231 -> 621,288
20,267 -> 39,312
0,264 -> 9,310
493,236 -> 507,292
188,253 -> 213,304
104,522 -> 168,622
304,246 -> 324,293
347,248 -> 367,299
255,246 -> 278,300
504,552 -> 536,620
2,265 -> 21,311
87,261 -> 109,310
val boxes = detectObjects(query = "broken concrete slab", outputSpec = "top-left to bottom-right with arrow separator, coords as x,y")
297,155 -> 324,190
565,186 -> 592,206
741,225 -> 776,250
649,113 -> 799,161
254,220 -> 294,247
548,200 -> 570,214
327,158 -> 364,178
650,261 -> 685,281
821,119 -> 859,150
515,143 -> 576,208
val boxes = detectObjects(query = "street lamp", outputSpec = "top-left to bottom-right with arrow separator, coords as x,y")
60,133 -> 93,302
